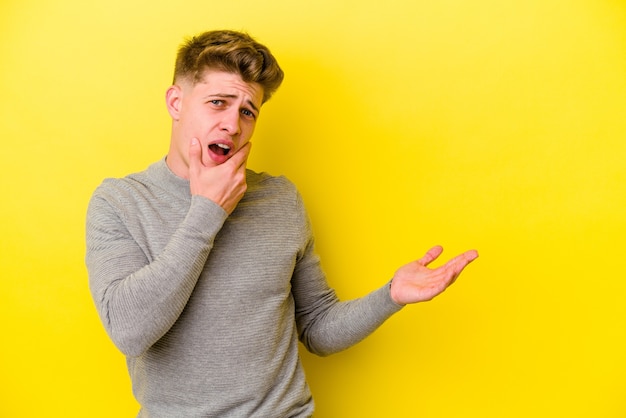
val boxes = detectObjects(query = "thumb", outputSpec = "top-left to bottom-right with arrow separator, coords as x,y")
188,137 -> 203,171
418,245 -> 444,266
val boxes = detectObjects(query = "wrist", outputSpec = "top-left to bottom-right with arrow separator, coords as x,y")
388,280 -> 406,307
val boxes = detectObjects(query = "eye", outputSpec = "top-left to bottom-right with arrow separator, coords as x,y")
241,108 -> 256,120
210,99 -> 225,106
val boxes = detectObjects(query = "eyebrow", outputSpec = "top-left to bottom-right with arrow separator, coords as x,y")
206,93 -> 260,114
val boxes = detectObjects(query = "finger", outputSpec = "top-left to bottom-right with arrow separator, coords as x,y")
442,250 -> 479,276
228,142 -> 252,169
417,245 -> 444,266
457,249 -> 479,266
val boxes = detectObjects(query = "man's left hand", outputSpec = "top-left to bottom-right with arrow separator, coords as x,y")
389,246 -> 479,305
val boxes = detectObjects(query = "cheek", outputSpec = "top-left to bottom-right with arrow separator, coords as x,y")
242,122 -> 257,140
181,115 -> 211,143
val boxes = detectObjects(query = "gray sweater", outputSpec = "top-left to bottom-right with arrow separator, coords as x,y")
86,159 -> 402,417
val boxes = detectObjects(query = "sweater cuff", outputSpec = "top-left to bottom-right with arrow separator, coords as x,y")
185,195 -> 229,237
373,280 -> 405,314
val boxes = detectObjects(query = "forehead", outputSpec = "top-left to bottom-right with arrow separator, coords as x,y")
191,70 -> 263,105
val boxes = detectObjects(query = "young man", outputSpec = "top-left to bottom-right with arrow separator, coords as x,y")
86,30 -> 478,417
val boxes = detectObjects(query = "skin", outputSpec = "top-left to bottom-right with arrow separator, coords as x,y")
164,69 -> 478,305
389,246 -> 478,305
165,70 -> 263,214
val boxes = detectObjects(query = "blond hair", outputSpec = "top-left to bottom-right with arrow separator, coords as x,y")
174,30 -> 284,103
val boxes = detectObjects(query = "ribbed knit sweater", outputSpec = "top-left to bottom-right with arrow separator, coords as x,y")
85,159 -> 402,417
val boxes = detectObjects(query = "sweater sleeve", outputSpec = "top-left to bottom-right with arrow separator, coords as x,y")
291,194 -> 404,357
85,192 -> 228,357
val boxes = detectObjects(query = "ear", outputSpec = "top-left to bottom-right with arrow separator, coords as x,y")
165,85 -> 183,120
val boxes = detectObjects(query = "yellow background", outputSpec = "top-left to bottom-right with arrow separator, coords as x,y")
2,0 -> 625,416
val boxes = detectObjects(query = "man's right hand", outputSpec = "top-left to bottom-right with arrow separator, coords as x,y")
188,137 -> 251,214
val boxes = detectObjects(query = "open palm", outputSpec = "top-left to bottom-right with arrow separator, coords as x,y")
389,246 -> 478,305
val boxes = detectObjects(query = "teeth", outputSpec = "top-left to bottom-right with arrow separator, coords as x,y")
216,143 -> 230,150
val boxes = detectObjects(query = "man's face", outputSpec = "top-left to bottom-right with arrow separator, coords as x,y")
166,70 -> 264,177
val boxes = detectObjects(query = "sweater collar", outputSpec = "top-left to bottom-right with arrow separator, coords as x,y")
147,157 -> 192,200
146,157 -> 261,201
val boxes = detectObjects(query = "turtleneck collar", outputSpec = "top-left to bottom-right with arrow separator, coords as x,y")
144,157 -> 262,202
146,157 -> 193,201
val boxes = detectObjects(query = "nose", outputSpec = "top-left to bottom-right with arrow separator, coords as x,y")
219,108 -> 241,136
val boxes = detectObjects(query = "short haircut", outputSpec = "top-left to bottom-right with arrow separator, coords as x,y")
173,30 -> 284,103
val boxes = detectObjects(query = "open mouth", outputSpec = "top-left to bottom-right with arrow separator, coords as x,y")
208,143 -> 231,156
